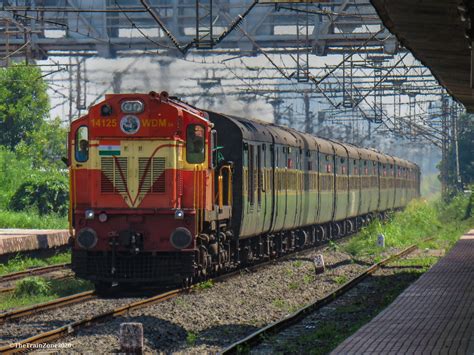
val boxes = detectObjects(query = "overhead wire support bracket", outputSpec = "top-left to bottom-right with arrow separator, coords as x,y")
139,0 -> 193,55
212,1 -> 258,46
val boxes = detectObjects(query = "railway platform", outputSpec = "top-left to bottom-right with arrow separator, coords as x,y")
0,229 -> 70,256
332,229 -> 474,354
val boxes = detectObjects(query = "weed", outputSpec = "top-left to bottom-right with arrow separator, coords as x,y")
186,332 -> 197,347
333,275 -> 348,285
0,277 -> 92,311
293,260 -> 303,268
14,276 -> 50,297
196,279 -> 214,290
328,241 -> 339,252
0,252 -> 71,276
288,281 -> 299,290
272,299 -> 286,309
303,274 -> 315,284
174,298 -> 187,307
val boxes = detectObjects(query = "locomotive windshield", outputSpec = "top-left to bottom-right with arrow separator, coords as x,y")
186,124 -> 205,163
75,126 -> 89,162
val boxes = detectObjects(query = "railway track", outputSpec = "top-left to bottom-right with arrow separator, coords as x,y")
0,263 -> 70,283
0,263 -> 72,294
0,291 -> 96,324
221,243 -> 420,354
0,274 -> 73,294
0,237 -> 347,354
0,289 -> 182,354
2,232 -> 413,353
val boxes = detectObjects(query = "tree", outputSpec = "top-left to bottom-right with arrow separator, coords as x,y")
457,114 -> 474,185
16,116 -> 67,170
438,113 -> 474,192
0,64 -> 50,149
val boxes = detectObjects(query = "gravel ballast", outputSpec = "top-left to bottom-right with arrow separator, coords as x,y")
33,243 -> 376,353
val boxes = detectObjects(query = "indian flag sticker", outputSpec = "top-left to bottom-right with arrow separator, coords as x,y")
99,141 -> 121,156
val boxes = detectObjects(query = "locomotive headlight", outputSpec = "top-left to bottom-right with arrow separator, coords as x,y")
170,227 -> 192,249
77,228 -> 98,249
85,209 -> 95,220
121,100 -> 144,114
174,209 -> 184,220
98,212 -> 108,223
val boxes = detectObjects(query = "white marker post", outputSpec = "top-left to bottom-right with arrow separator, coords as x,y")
313,254 -> 325,275
120,322 -> 144,354
377,234 -> 385,248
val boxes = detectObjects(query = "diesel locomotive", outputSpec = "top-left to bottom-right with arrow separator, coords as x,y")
68,91 -> 420,290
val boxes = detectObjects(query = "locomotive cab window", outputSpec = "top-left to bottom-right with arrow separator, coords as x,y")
186,124 -> 205,164
75,126 -> 89,162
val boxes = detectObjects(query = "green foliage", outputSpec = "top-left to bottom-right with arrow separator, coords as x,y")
0,63 -> 50,150
333,275 -> 348,285
437,113 -> 474,190
288,281 -> 299,290
14,276 -> 51,297
186,332 -> 197,346
0,147 -> 33,208
436,192 -> 472,223
196,279 -> 214,290
16,116 -> 67,170
1,277 -> 92,311
0,252 -> 70,276
328,240 -> 340,252
303,274 -> 315,284
344,196 -> 473,260
292,260 -> 303,268
0,209 -> 67,229
8,172 -> 69,216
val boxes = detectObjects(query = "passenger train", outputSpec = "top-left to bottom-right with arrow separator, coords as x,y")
68,91 -> 420,290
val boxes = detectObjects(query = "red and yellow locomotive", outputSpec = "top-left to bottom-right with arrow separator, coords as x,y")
69,91 -> 232,289
69,91 -> 420,290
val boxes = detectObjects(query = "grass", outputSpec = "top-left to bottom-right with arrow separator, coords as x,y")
195,279 -> 214,290
333,275 -> 348,285
186,332 -> 197,346
0,277 -> 92,311
0,209 -> 68,229
0,252 -> 71,276
343,195 -> 474,261
292,260 -> 303,268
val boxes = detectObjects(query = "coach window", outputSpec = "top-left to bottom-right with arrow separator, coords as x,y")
75,126 -> 89,162
187,124 -> 205,164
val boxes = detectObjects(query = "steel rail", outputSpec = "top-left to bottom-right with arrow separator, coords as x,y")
0,275 -> 72,294
0,234 -> 354,353
0,288 -> 183,354
0,291 -> 96,324
0,263 -> 71,283
221,243 -> 420,354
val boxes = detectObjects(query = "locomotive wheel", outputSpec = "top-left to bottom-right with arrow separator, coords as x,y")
94,282 -> 113,295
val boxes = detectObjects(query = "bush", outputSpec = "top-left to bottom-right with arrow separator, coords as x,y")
0,147 -> 33,208
14,276 -> 51,297
8,173 -> 69,216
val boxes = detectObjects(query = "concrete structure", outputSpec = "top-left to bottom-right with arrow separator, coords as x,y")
0,229 -> 70,256
333,229 -> 474,354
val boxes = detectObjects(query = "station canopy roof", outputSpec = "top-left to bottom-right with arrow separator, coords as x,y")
371,0 -> 474,111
